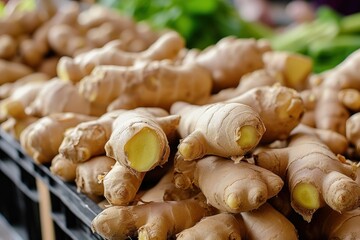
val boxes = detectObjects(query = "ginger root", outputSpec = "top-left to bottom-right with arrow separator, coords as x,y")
170,102 -> 265,161
27,79 -> 105,117
78,60 -> 212,111
57,31 -> 184,82
195,36 -> 270,92
175,155 -> 283,213
0,59 -> 33,85
254,133 -> 360,222
225,85 -> 305,143
50,154 -> 77,182
20,113 -> 95,164
105,108 -> 179,172
176,212 -> 245,240
91,194 -> 214,240
76,156 -> 115,199
103,162 -> 145,206
59,110 -> 125,163
263,51 -> 313,90
240,203 -> 298,240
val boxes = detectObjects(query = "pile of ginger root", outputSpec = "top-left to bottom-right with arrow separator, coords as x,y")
1,1 -> 360,240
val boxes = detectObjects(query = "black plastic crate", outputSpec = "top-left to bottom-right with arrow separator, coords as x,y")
0,148 -> 41,240
0,129 -> 104,240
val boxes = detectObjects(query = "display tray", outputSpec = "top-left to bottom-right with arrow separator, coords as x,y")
0,129 -> 104,240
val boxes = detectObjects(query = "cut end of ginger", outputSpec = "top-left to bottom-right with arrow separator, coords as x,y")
236,125 -> 259,149
284,54 -> 313,89
124,127 -> 161,172
292,182 -> 320,210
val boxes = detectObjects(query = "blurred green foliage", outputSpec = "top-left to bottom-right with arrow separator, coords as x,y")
271,7 -> 360,73
98,0 -> 273,49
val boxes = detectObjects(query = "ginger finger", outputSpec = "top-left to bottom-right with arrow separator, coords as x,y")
76,156 -> 115,199
225,85 -> 305,143
170,102 -> 265,161
177,212 -> 245,240
59,110 -> 125,163
91,194 -> 214,240
103,162 -> 145,206
27,79 -> 105,117
240,203 -> 298,240
20,113 -> 95,164
50,154 -> 77,182
291,123 -> 348,155
78,60 -> 212,110
105,108 -> 179,172
57,31 -> 184,82
194,156 -> 283,213
195,36 -> 270,92
254,133 -> 360,222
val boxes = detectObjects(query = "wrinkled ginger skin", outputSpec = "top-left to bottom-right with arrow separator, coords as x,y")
170,102 -> 265,161
195,37 -> 270,92
57,31 -> 185,82
78,61 -> 212,111
105,109 -> 173,172
59,110 -> 125,163
254,133 -> 360,222
193,156 -> 283,213
226,85 -> 305,144
103,162 -> 145,206
76,156 -> 115,198
177,212 -> 245,240
20,113 -> 95,164
91,194 -> 213,240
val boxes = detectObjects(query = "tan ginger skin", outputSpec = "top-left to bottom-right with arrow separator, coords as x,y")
0,72 -> 49,99
291,123 -> 348,155
27,79 -> 105,118
174,155 -> 283,213
139,168 -> 198,203
240,203 -> 298,240
57,31 -> 185,82
178,203 -> 298,240
103,162 -> 145,206
50,154 -> 77,182
170,102 -> 265,161
177,212 -> 245,240
0,80 -> 48,119
308,49 -> 360,135
254,133 -> 360,222
78,60 -> 212,111
91,194 -> 214,240
76,156 -> 115,198
105,108 -> 180,172
20,113 -> 96,164
195,36 -> 270,92
225,85 -> 305,144
203,69 -> 282,104
59,110 -> 125,164
262,51 -> 313,90
346,112 -> 360,154
0,59 -> 33,85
